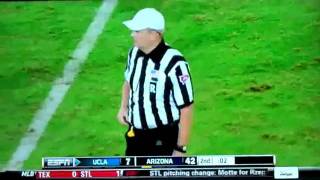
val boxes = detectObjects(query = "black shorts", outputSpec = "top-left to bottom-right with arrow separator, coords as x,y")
125,122 -> 179,156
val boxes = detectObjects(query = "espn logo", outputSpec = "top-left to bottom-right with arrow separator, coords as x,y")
43,158 -> 73,168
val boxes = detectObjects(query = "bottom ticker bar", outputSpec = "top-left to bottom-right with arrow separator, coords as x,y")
0,167 -> 319,179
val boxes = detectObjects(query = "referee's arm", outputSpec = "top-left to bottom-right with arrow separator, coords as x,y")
169,61 -> 194,155
117,49 -> 132,126
117,81 -> 130,125
176,104 -> 193,155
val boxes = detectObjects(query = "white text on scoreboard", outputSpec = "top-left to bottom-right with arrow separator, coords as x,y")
197,155 -> 235,166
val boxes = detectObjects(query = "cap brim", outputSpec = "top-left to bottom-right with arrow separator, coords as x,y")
123,20 -> 144,31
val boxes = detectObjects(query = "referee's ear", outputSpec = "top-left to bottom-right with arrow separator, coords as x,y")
149,30 -> 163,43
150,29 -> 163,38
157,31 -> 164,38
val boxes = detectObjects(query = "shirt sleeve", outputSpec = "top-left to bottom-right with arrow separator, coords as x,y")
124,48 -> 133,82
168,61 -> 194,109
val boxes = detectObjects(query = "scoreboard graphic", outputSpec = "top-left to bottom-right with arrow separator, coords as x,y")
42,155 -> 275,169
1,155 -> 319,179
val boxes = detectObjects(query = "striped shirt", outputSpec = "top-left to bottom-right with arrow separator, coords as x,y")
124,40 -> 194,130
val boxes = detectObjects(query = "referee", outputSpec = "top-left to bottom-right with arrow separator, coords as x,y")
117,8 -> 194,156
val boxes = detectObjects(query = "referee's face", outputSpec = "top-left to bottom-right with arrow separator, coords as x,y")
131,29 -> 159,50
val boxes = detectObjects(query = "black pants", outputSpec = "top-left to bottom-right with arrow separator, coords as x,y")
125,122 -> 179,156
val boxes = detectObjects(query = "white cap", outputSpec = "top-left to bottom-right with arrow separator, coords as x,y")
123,8 -> 165,32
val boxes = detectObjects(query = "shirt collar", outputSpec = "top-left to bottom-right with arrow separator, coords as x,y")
138,39 -> 169,63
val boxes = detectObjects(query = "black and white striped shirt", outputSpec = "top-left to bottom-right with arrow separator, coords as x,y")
124,40 -> 194,130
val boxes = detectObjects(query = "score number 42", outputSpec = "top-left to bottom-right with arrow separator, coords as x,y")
184,157 -> 196,165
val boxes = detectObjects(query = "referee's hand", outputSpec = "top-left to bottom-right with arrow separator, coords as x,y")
117,108 -> 129,126
172,150 -> 186,156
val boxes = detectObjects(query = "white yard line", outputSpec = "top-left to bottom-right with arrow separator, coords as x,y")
4,0 -> 118,170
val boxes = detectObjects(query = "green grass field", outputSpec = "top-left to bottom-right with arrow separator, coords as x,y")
0,0 -> 319,169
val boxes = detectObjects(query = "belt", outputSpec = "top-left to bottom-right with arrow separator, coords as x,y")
132,121 -> 179,133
